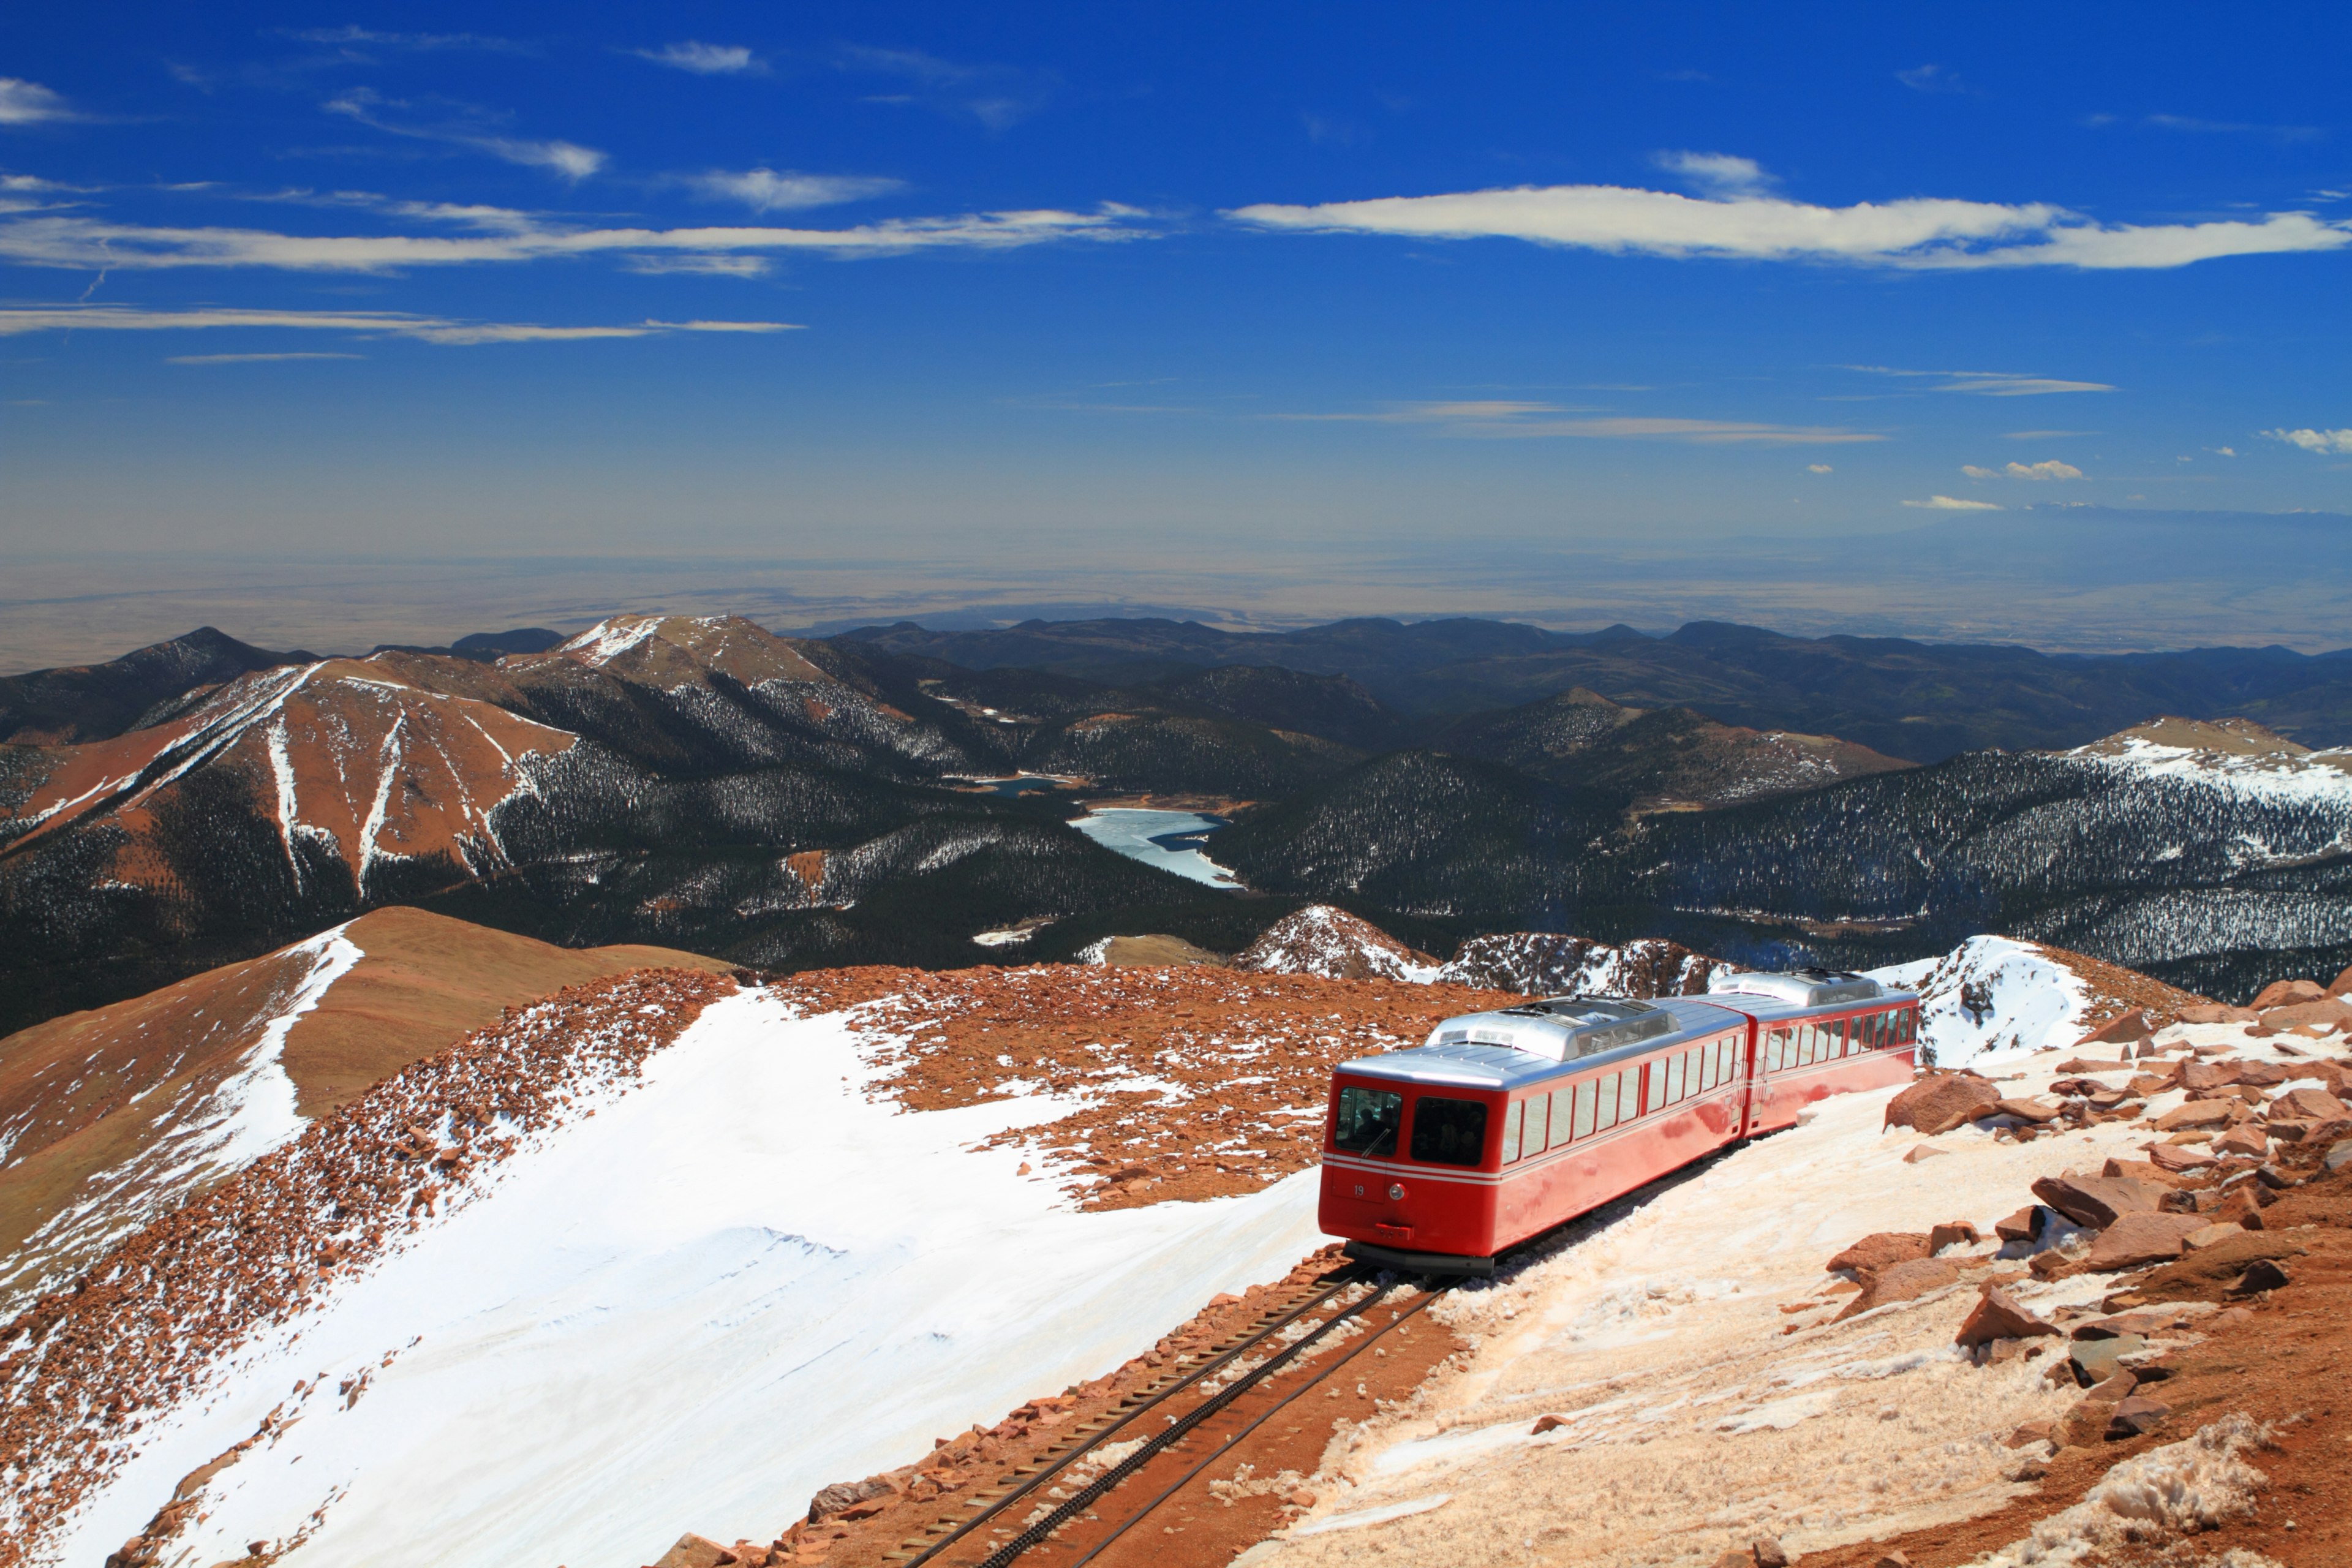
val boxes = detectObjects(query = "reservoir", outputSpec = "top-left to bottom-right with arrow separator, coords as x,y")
1069,808 -> 1240,888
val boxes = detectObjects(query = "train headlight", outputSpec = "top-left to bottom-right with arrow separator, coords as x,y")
1388,1183 -> 1406,1201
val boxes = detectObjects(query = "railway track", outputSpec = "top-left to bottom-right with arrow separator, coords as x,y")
876,1267 -> 1449,1568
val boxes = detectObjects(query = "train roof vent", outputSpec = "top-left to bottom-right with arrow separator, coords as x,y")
1501,997 -> 1676,1057
1707,967 -> 1885,1007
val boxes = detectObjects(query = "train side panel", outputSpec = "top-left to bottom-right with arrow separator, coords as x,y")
1489,1073 -> 1746,1253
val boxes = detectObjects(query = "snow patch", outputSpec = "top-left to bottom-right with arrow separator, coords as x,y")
1868,935 -> 2094,1069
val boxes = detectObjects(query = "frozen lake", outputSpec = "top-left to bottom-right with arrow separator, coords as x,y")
1069,808 -> 1240,888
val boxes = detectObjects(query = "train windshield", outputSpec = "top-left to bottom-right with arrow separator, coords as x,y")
1333,1085 -> 1404,1157
1409,1096 -> 1490,1167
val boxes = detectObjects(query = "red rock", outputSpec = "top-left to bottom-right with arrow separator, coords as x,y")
1955,1286 -> 2061,1346
1978,1098 -> 2062,1125
1752,1536 -> 1790,1568
2275,1087 -> 2351,1120
2077,1008 -> 2152,1045
1870,1553 -> 1913,1568
2100,1157 -> 2177,1184
1531,1414 -> 1566,1434
2005,1419 -> 2053,1448
2055,1057 -> 2133,1074
1994,1205 -> 2042,1242
2184,1223 -> 2245,1251
2082,1212 -> 2208,1270
654,1536 -> 739,1568
2179,1004 -> 2258,1024
2211,1123 -> 2269,1159
2030,1174 -> 2165,1229
1902,1144 -> 1948,1163
1826,1232 -> 1932,1275
2177,1060 -> 2232,1090
2229,1061 -> 2294,1087
2054,1398 -> 2120,1449
2330,963 -> 2352,996
1929,1221 -> 1981,1252
2252,979 -> 2326,1009
1884,1073 -> 2001,1134
2145,1143 -> 2217,1173
1835,1257 -> 1962,1320
2152,1100 -> 2235,1131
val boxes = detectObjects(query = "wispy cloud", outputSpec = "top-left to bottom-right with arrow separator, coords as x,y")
324,89 -> 606,181
2264,426 -> 2352,454
0,78 -> 78,126
2084,112 -> 2325,143
1229,165 -> 2352,271
1896,64 -> 1967,94
1806,464 -> 1833,473
685,167 -> 903,213
1274,400 -> 1881,444
1654,151 -> 1772,196
0,206 -> 1148,272
1848,366 -> 2115,396
634,42 -> 765,75
622,253 -> 774,277
0,304 -> 800,345
837,45 -> 1057,130
167,350 -> 363,364
1903,494 -> 2003,510
277,26 -> 524,53
1962,459 -> 2084,480
2003,429 -> 2097,439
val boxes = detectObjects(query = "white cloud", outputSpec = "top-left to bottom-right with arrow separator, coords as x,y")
0,305 -> 801,344
0,78 -> 76,126
280,26 -> 521,52
2214,445 -> 2237,456
1654,151 -> 1771,195
635,42 -> 765,75
167,351 -> 364,364
687,168 -> 903,213
1807,463 -> 1834,473
0,206 -> 1144,272
1273,400 -> 1880,444
1850,366 -> 2114,396
1962,459 -> 2084,480
837,45 -> 1056,130
325,89 -> 607,181
1903,494 -> 2003,510
1228,172 -> 2352,271
2264,427 -> 2352,454
623,253 -> 773,277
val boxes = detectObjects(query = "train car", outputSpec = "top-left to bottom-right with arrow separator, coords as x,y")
1319,968 -> 1920,1275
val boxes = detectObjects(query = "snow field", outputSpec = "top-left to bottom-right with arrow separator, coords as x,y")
47,988 -> 1324,1568
1870,935 -> 2101,1069
1259,1048 -> 2218,1568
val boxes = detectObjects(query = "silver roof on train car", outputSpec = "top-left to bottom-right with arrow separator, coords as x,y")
1707,967 -> 1902,1009
1336,996 -> 1749,1091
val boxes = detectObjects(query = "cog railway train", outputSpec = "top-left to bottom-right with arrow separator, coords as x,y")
1319,968 -> 1921,1274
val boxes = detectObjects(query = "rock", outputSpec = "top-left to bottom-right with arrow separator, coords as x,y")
2031,1174 -> 2165,1229
2005,1419 -> 2054,1448
1531,1414 -> 1566,1434
1286,1488 -> 1317,1507
1993,1205 -> 2041,1243
806,1476 -> 897,1525
2152,1100 -> 2236,1131
2211,1123 -> 2269,1159
1955,1286 -> 2060,1346
2071,1337 -> 2147,1385
2145,1143 -> 2217,1174
2177,1060 -> 2231,1091
1977,1098 -> 2062,1125
2251,979 -> 2326,1009
2184,1223 -> 2245,1250
2007,1452 -> 2051,1480
2082,1212 -> 2209,1271
2179,1004 -> 2258,1023
2230,1061 -> 2294,1087
2100,1157 -> 2175,1184
1870,1552 -> 1912,1568
1713,1553 -> 1752,1568
654,1536 -> 739,1568
1885,1073 -> 2002,1134
1826,1232 -> 1932,1274
2130,1069 -> 2180,1096
1836,1257 -> 1962,1320
1902,1144 -> 1948,1164
1929,1221 -> 1981,1252
2054,1397 -> 2121,1449
2108,1396 -> 2171,1438
1752,1536 -> 1790,1568
2274,1087 -> 2352,1121
2078,1008 -> 2152,1046
2326,1138 -> 2352,1172
2073,1305 -> 2204,1338
2135,1230 -> 2307,1298
2212,1186 -> 2264,1227
2232,1258 -> 2291,1294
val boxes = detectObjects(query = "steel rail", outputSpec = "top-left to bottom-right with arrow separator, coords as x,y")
1061,1287 -> 1447,1567
891,1270 -> 1363,1568
956,1280 -> 1394,1568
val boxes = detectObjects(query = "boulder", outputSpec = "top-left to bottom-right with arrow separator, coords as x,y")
1752,1536 -> 1790,1568
2152,1100 -> 2235,1131
2184,1223 -> 2245,1251
2070,1336 -> 2146,1386
1929,1221 -> 1981,1252
2082,1212 -> 2208,1271
2005,1419 -> 2054,1448
2135,1231 -> 2307,1300
1977,1098 -> 2062,1125
1954,1286 -> 2060,1346
2230,1061 -> 2294,1088
1885,1073 -> 2001,1134
2274,1087 -> 2351,1121
2176,1060 -> 2232,1091
2233,1258 -> 2292,1294
2178,1004 -> 2258,1024
2030,1174 -> 2166,1229
2108,1396 -> 2171,1439
2054,1397 -> 2122,1449
2325,1138 -> 2352,1173
2129,1069 -> 2180,1096
1826,1232 -> 1932,1275
2251,979 -> 2326,1009
2077,1008 -> 2152,1045
2145,1143 -> 2217,1174
1835,1257 -> 1963,1321
2211,1123 -> 2269,1159
807,1476 -> 898,1525
1993,1205 -> 2043,1243
2212,1187 -> 2264,1227
653,1537 -> 739,1568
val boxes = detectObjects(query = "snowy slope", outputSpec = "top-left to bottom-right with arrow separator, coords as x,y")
44,989 -> 1323,1568
1868,936 -> 2101,1069
1235,905 -> 1442,982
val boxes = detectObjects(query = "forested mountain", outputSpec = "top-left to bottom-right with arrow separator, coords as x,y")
839,614 -> 2352,760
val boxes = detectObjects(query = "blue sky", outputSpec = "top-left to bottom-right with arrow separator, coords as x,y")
2,4 -> 2350,656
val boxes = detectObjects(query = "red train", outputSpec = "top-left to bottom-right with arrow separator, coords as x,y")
1319,968 -> 1921,1275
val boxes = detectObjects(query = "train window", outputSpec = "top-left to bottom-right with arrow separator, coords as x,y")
1663,1052 -> 1685,1104
1620,1069 -> 1643,1123
1333,1085 -> 1404,1157
1592,1074 -> 1618,1133
1873,1011 -> 1888,1048
1525,1091 -> 1550,1153
1573,1078 -> 1599,1139
1409,1096 -> 1490,1167
1796,1027 -> 1814,1067
1724,1034 -> 1743,1080
1698,1041 -> 1717,1092
1550,1088 -> 1574,1150
1768,1029 -> 1789,1071
1500,1099 -> 1525,1164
